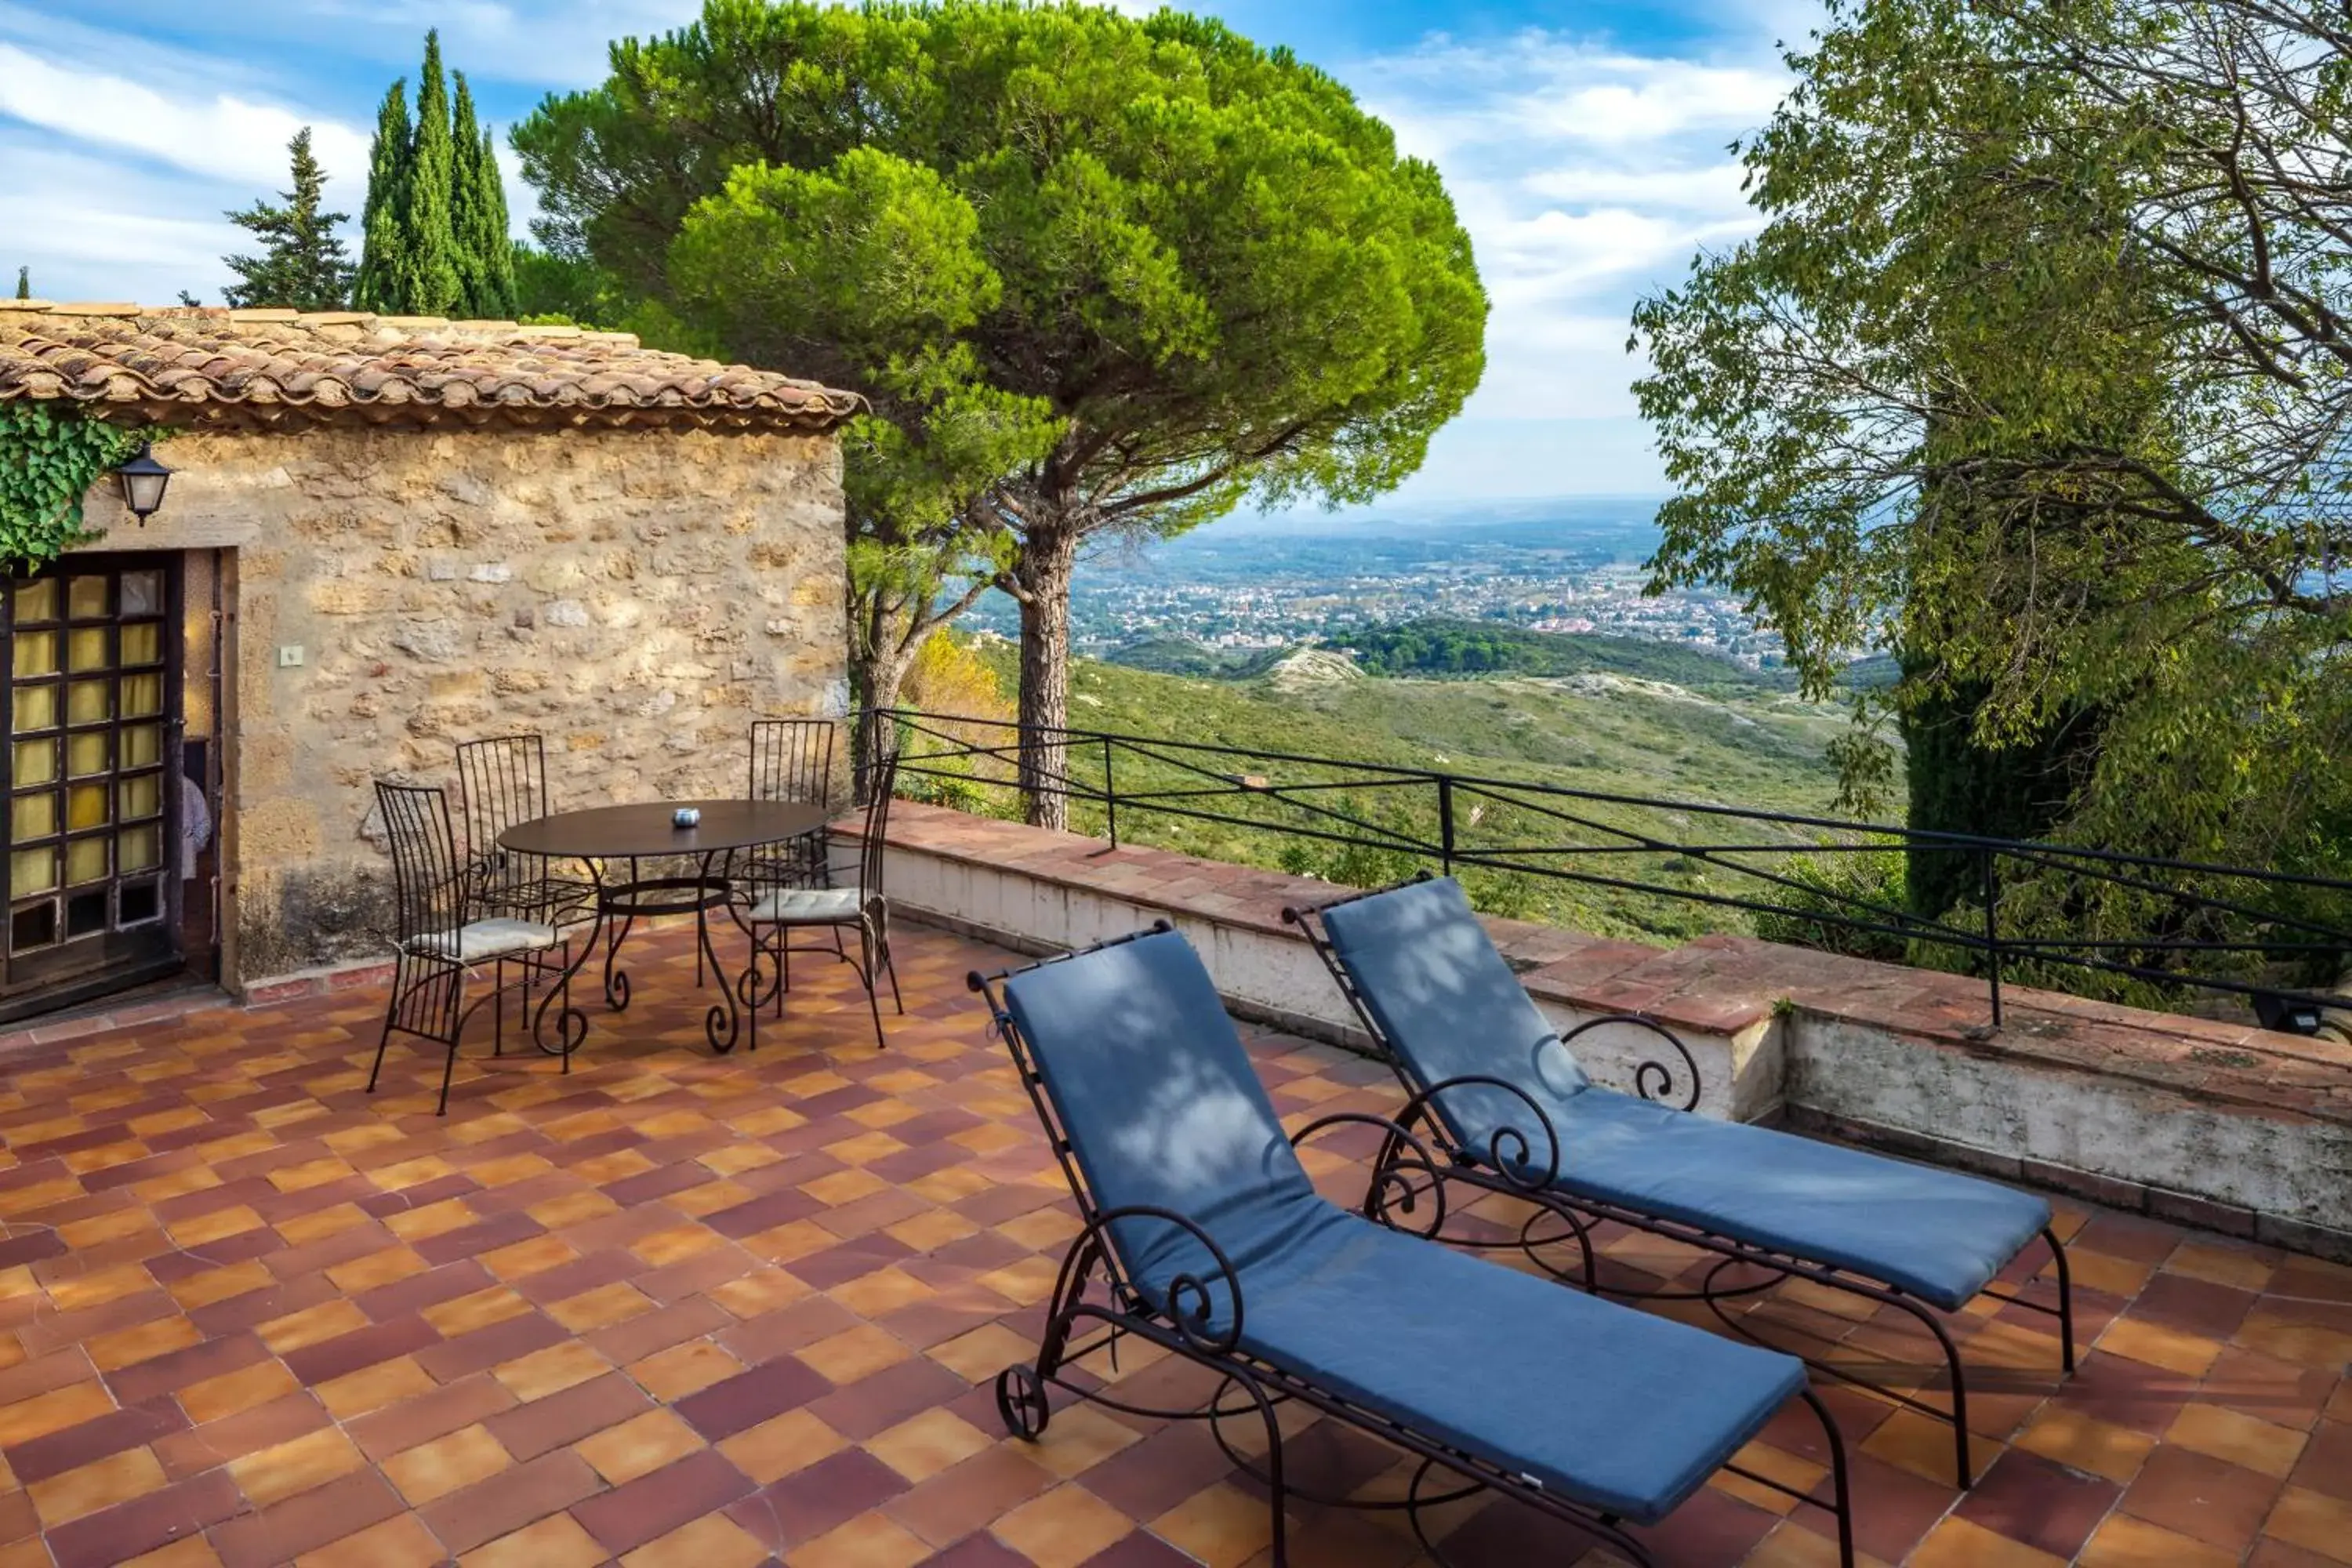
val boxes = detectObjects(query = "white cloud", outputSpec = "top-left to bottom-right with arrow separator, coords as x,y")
1342,28 -> 1795,495
0,42 -> 369,191
194,0 -> 703,87
0,134 -> 251,303
1523,161 -> 1752,216
1516,58 -> 1787,146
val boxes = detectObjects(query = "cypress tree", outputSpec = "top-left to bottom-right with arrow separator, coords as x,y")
352,80 -> 412,312
450,74 -> 517,318
1900,472 -> 2107,922
222,128 -> 354,311
397,31 -> 464,316
474,129 -> 517,314
12,267 -> 26,300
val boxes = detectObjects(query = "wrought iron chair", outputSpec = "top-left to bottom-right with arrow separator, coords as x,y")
455,733 -> 593,924
370,781 -> 578,1115
1287,873 -> 2076,1489
740,729 -> 902,1051
746,717 -> 837,888
971,924 -> 1855,1568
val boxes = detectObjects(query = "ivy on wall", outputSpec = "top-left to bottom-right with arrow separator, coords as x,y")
0,403 -> 151,571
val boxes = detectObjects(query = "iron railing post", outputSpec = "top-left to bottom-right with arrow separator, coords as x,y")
1438,775 -> 1456,877
1980,847 -> 2004,1028
1103,736 -> 1119,850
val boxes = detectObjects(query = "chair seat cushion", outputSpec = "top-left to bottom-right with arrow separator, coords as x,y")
1544,1090 -> 2050,1309
1229,1200 -> 1805,1524
749,887 -> 862,924
407,919 -> 558,963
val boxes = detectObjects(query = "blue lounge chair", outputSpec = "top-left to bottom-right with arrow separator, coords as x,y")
1288,874 -> 2076,1488
969,923 -> 1856,1567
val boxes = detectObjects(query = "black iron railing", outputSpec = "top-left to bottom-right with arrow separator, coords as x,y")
874,708 -> 2352,1031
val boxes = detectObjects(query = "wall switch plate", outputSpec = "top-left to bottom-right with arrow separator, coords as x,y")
278,645 -> 306,668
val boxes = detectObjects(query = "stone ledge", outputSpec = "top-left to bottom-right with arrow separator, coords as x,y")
858,801 -> 2351,1254
860,802 -> 1778,1039
862,801 -> 2350,1128
1788,1105 -> 2352,1265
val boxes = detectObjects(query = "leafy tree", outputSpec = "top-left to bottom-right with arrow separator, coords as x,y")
666,147 -> 1059,756
1631,0 -> 2352,885
516,0 -> 1486,827
510,244 -> 608,324
221,128 -> 354,311
507,243 -> 719,357
351,80 -> 412,311
451,74 -> 517,318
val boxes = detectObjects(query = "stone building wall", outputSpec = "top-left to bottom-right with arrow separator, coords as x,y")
69,423 -> 848,988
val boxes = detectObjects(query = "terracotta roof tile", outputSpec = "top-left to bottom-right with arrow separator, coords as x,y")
0,303 -> 862,434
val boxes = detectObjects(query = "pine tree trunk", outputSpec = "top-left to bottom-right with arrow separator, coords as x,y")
1014,521 -> 1080,831
847,593 -> 922,806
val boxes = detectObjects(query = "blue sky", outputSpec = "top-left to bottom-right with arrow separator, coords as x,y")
0,0 -> 1811,502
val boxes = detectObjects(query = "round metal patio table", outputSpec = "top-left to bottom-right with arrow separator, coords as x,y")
499,799 -> 829,1058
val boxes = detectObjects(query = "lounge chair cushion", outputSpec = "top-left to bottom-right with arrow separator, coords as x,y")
1000,930 -> 1806,1523
1239,1207 -> 1805,1522
1552,1089 -> 2050,1309
1000,928 -> 1329,1290
1315,876 -> 1591,1152
1319,877 -> 2052,1310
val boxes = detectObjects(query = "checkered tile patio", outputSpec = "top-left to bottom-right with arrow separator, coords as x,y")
0,920 -> 2343,1567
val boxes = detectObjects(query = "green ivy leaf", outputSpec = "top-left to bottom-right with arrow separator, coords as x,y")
0,404 -> 152,571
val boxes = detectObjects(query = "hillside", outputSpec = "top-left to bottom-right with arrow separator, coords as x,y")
1334,617 -> 1794,694
1105,619 -> 1900,693
915,638 -> 1876,944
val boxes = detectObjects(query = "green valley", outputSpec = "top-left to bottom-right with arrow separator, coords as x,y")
900,630 -> 1888,946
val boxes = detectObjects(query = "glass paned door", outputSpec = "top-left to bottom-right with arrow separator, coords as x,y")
3,557 -> 181,1006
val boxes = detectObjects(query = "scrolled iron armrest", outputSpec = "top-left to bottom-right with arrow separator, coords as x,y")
1559,1014 -> 1703,1112
1392,1074 -> 1563,1192
1073,1203 -> 1248,1356
1289,1111 -> 1450,1239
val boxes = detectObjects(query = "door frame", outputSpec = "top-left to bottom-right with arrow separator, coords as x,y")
1,552 -> 189,1022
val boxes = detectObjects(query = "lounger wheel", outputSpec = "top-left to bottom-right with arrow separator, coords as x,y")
996,1364 -> 1051,1439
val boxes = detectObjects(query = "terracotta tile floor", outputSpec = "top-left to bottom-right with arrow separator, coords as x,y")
0,921 -> 2343,1567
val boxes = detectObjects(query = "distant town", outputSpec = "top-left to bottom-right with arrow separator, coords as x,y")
964,499 -> 1792,670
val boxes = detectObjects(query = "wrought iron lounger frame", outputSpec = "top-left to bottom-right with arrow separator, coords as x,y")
1284,879 -> 2077,1489
969,923 -> 1857,1568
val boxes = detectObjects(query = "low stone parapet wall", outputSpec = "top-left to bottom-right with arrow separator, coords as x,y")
856,801 -> 2352,1262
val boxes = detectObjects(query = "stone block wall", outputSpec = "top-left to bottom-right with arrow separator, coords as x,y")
70,423 -> 848,987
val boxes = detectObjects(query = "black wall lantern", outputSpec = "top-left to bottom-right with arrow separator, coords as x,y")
114,443 -> 173,524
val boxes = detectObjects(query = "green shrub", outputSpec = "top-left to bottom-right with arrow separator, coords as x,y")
1751,848 -> 1910,961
